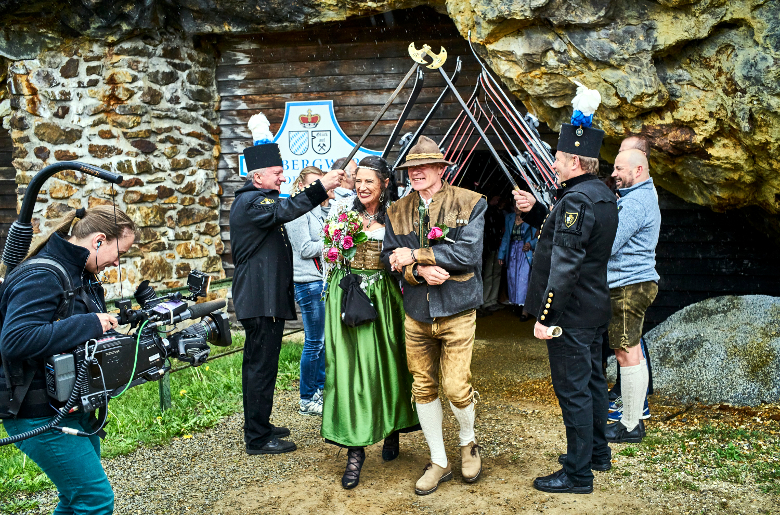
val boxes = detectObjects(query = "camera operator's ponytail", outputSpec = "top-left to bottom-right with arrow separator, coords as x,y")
26,206 -> 136,259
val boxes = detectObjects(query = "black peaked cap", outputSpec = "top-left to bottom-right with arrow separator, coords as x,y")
244,143 -> 283,171
557,123 -> 604,159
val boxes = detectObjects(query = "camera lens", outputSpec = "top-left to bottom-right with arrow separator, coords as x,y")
134,280 -> 157,308
183,312 -> 231,347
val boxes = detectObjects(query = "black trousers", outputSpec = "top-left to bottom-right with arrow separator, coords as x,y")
240,316 -> 286,448
547,323 -> 611,485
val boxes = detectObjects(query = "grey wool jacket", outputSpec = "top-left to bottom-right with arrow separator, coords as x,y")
284,205 -> 326,284
382,181 -> 487,324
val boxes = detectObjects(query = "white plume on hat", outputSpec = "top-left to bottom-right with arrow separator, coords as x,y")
571,81 -> 602,117
248,112 -> 274,143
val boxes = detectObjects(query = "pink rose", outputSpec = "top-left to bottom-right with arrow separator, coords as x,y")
343,236 -> 354,249
338,213 -> 348,222
327,247 -> 339,262
333,229 -> 341,240
428,227 -> 443,240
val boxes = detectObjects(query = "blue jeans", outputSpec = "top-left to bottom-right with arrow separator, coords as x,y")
294,281 -> 326,400
3,413 -> 114,514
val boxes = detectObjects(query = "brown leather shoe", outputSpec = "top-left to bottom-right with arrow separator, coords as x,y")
461,441 -> 482,483
415,462 -> 452,495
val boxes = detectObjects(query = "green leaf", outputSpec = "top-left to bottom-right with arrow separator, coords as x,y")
440,224 -> 450,239
343,247 -> 357,260
353,231 -> 368,245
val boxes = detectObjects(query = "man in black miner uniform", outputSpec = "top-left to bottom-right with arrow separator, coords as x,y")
513,119 -> 618,494
230,142 -> 344,455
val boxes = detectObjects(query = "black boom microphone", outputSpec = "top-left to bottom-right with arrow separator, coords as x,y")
183,299 -> 228,320
142,298 -> 227,330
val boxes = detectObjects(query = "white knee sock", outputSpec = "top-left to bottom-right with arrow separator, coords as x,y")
416,399 -> 448,467
449,401 -> 476,446
619,363 -> 645,432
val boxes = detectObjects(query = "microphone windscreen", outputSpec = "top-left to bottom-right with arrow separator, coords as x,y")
186,299 -> 227,319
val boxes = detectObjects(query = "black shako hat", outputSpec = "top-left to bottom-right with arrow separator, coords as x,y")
557,124 -> 604,159
243,143 -> 283,171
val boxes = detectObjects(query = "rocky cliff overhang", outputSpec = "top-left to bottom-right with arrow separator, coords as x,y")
1,0 -> 778,225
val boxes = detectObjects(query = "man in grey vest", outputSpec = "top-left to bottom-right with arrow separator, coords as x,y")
382,136 -> 487,496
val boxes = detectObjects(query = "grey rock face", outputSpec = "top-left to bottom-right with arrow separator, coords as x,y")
644,295 -> 780,406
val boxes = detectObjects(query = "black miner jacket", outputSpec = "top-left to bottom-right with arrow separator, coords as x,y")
0,233 -> 106,418
229,179 -> 329,321
524,174 -> 618,328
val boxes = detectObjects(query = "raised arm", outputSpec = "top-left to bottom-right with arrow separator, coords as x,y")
245,181 -> 329,229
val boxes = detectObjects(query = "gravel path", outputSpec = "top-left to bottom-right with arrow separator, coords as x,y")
16,311 -> 779,514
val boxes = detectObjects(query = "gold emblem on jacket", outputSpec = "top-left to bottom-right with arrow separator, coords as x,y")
564,212 -> 578,228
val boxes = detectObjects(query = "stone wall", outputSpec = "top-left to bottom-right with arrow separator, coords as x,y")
1,32 -> 225,298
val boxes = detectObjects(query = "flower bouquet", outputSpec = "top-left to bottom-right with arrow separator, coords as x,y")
323,210 -> 367,267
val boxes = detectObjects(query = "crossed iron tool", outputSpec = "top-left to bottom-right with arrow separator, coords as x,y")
343,36 -> 558,208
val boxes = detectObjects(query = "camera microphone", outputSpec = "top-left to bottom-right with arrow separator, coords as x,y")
184,299 -> 227,320
145,298 -> 227,329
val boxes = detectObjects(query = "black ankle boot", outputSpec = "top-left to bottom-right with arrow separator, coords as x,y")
342,447 -> 366,489
382,431 -> 400,462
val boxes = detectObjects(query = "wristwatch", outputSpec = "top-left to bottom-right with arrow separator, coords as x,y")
412,264 -> 420,277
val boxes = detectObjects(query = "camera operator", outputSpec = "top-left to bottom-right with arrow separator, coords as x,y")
0,206 -> 136,515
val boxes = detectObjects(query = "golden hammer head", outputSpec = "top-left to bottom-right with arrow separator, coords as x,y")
408,43 -> 447,69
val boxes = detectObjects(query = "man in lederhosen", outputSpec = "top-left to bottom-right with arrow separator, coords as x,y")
382,136 -> 487,495
230,137 -> 343,455
513,87 -> 618,493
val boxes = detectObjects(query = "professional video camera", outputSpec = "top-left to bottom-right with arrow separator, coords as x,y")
0,162 -> 231,446
45,270 -> 231,413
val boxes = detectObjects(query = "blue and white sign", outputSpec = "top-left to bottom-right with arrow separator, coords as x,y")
239,100 -> 380,197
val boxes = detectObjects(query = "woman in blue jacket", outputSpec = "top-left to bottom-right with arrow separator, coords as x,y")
498,206 -> 537,320
1,206 -> 136,515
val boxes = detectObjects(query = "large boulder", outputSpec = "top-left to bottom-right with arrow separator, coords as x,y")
644,295 -> 780,406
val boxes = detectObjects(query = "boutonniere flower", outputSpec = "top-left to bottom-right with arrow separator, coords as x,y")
427,224 -> 455,243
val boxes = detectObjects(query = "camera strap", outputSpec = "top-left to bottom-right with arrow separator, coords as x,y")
0,364 -> 35,418
0,257 -> 78,417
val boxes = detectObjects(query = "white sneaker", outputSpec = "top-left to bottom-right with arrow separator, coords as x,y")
312,388 -> 324,403
299,398 -> 323,416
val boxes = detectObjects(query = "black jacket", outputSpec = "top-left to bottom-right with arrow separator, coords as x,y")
0,233 -> 106,417
229,179 -> 329,320
524,174 -> 618,328
382,181 -> 487,323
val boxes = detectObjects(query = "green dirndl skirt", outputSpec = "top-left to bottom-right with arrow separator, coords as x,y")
321,267 -> 419,447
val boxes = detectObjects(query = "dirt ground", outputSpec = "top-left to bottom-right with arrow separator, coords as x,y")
215,312 -> 649,515
191,310 -> 777,514
22,309 -> 777,514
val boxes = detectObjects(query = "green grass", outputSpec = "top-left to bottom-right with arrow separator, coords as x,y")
1,332 -> 303,505
631,425 -> 780,493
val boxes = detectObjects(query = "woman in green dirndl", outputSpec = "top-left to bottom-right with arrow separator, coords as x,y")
321,156 -> 419,490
